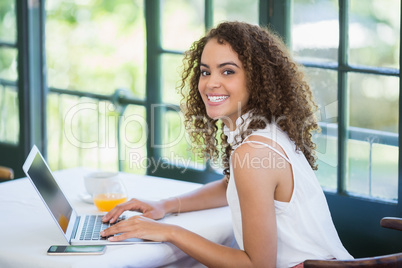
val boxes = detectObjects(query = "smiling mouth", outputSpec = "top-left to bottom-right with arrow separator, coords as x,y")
207,95 -> 229,103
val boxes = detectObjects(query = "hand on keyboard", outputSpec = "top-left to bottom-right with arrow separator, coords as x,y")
80,215 -> 126,241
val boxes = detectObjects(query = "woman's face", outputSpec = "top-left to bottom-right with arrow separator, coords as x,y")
198,38 -> 249,130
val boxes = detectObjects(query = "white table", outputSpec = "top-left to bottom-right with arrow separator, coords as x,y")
0,168 -> 235,268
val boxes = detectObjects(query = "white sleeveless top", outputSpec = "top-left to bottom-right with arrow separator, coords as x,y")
225,114 -> 353,268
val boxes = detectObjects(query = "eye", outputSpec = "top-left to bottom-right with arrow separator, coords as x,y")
223,69 -> 235,75
200,70 -> 210,76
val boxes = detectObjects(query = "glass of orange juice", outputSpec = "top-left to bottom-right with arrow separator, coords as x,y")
84,172 -> 128,212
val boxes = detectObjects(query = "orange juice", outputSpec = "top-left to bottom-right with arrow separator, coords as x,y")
93,193 -> 128,212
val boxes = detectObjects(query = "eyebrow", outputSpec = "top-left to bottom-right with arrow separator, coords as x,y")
200,61 -> 240,69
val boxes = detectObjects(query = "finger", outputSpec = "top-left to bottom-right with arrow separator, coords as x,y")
108,232 -> 137,242
102,208 -> 123,223
127,201 -> 151,214
141,211 -> 154,219
105,218 -> 148,241
101,219 -> 135,236
100,224 -> 120,237
103,201 -> 134,223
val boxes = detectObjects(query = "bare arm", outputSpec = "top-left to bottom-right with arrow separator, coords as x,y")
169,142 -> 281,267
103,141 -> 290,267
103,177 -> 228,223
163,177 -> 229,214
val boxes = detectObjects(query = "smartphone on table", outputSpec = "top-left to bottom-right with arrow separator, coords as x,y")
47,245 -> 106,255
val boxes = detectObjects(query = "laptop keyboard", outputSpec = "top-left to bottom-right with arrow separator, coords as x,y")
79,215 -> 126,241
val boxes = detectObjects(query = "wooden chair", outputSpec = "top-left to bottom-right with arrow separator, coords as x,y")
381,217 -> 402,232
304,217 -> 402,267
0,166 -> 14,180
304,253 -> 402,267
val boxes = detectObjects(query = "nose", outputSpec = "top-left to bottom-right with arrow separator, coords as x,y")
206,73 -> 221,90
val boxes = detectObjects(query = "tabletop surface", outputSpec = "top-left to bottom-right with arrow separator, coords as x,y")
0,168 -> 235,268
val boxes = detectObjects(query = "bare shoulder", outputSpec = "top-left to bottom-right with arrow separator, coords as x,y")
231,135 -> 291,186
232,135 -> 289,163
231,142 -> 280,210
232,141 -> 281,182
243,135 -> 286,155
232,135 -> 294,204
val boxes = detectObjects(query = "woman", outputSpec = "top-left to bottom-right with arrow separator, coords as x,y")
101,21 -> 353,267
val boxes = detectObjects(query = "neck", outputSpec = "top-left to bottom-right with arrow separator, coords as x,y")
222,112 -> 247,131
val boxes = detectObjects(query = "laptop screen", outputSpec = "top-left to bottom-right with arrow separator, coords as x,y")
26,151 -> 73,233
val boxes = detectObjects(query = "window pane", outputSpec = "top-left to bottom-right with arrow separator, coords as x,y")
292,0 -> 339,63
305,67 -> 338,190
347,73 -> 399,200
162,54 -> 183,105
161,0 -> 204,51
347,141 -> 398,201
371,144 -> 398,200
314,133 -> 338,190
349,74 -> 398,133
47,93 -> 147,174
349,0 -> 400,68
0,85 -> 19,144
347,139 -> 370,196
119,105 -> 147,175
45,0 -> 146,97
47,95 -> 120,171
0,0 -> 16,43
213,0 -> 259,25
0,48 -> 17,80
162,110 -> 205,170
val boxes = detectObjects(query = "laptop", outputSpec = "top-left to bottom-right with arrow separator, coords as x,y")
22,145 -> 153,245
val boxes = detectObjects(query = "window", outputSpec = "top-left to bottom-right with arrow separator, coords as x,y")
45,0 -> 147,172
0,0 -> 18,144
1,0 -> 399,196
292,0 -> 400,202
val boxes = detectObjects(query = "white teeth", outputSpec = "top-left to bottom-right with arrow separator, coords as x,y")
208,95 -> 228,102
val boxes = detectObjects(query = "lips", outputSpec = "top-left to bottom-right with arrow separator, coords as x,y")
207,95 -> 229,103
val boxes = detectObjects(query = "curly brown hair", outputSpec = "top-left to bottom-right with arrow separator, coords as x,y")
179,21 -> 319,177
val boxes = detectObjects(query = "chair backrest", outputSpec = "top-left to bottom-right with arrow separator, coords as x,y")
303,252 -> 402,268
381,217 -> 402,232
0,166 -> 14,180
